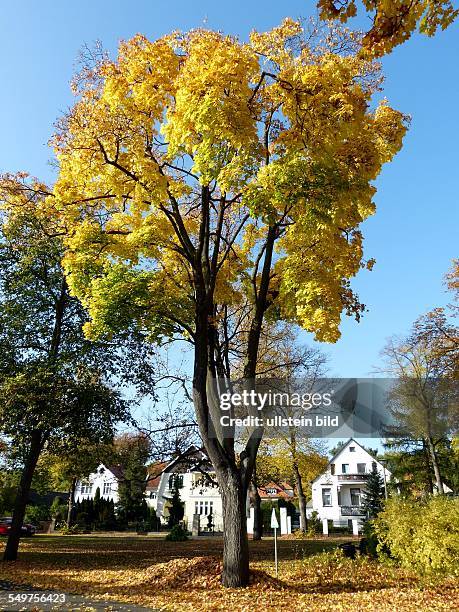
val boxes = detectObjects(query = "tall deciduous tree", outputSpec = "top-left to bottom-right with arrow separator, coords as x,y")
382,322 -> 458,495
248,323 -> 328,534
9,21 -> 406,585
0,193 -> 153,561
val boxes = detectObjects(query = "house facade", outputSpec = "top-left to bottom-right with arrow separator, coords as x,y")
74,447 -> 224,531
74,464 -> 122,505
146,448 -> 224,531
75,439 -> 390,532
311,438 -> 391,527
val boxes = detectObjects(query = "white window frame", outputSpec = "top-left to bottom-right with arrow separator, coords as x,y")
322,488 -> 332,506
80,482 -> 92,496
350,488 -> 361,506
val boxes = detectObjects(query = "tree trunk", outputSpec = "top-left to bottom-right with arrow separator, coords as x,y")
67,477 -> 77,526
3,430 -> 43,561
293,462 -> 308,532
422,440 -> 434,494
426,436 -> 444,494
220,471 -> 250,587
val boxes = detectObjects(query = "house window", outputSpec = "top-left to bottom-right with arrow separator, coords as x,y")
337,489 -> 342,506
194,501 -> 213,516
350,488 -> 361,506
330,463 -> 335,475
349,446 -> 356,452
169,474 -> 183,489
80,482 -> 92,496
266,488 -> 277,495
149,492 -> 156,499
342,464 -> 349,474
103,482 -> 111,496
357,463 -> 366,474
322,488 -> 332,506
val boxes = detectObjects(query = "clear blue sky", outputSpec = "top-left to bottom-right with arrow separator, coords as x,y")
0,0 -> 458,379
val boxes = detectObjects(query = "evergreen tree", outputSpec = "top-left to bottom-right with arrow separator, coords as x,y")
168,481 -> 184,528
362,464 -> 385,519
116,434 -> 150,523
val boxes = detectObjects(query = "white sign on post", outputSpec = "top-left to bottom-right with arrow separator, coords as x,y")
270,508 -> 279,577
270,508 -> 279,529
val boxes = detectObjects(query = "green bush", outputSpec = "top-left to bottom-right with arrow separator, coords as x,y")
24,504 -> 51,524
50,496 -> 67,521
372,496 -> 459,575
359,520 -> 380,557
60,523 -> 84,535
306,510 -> 322,536
165,524 -> 189,541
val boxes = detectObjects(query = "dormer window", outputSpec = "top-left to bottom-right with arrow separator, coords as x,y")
266,488 -> 277,495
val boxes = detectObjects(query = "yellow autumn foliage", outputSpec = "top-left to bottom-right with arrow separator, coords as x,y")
46,20 -> 407,343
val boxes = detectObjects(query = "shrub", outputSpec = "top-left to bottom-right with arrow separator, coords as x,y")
359,520 -> 380,557
50,496 -> 67,521
24,504 -> 51,524
372,496 -> 459,575
60,523 -> 84,535
307,510 -> 322,536
165,524 -> 189,541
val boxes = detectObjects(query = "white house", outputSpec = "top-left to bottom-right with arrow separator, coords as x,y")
146,447 -> 224,531
74,446 -> 224,531
74,464 -> 122,505
311,439 -> 391,528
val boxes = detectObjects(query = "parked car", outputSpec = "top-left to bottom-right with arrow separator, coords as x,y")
0,517 -> 36,537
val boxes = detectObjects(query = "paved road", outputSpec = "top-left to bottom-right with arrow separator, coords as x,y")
0,581 -> 153,611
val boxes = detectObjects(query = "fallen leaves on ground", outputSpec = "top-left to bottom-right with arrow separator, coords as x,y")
0,536 -> 458,611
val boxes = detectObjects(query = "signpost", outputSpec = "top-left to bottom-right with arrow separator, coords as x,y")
270,508 -> 279,577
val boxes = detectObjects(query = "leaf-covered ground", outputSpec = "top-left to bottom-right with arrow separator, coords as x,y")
0,535 -> 458,610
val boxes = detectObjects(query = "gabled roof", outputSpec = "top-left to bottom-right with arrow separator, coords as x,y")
146,462 -> 168,491
145,446 -> 212,489
311,438 -> 390,484
258,481 -> 294,500
106,464 -> 124,481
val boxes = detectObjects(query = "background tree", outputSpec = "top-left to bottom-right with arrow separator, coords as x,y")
383,436 -> 459,496
0,191 -> 155,561
167,478 -> 185,528
115,433 -> 150,524
361,462 -> 385,518
9,21 -> 406,586
256,441 -> 328,531
414,261 -> 459,380
382,315 -> 458,495
250,324 -> 328,533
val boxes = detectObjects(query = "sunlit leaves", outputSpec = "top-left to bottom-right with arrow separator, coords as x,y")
52,20 -> 407,344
